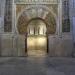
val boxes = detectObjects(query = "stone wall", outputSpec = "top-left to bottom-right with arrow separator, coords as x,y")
69,0 -> 75,56
0,34 -> 25,56
0,0 -> 74,57
1,34 -> 13,56
0,32 -> 73,57
48,33 -> 73,57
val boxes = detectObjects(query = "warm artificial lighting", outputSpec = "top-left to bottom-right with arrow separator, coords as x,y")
27,19 -> 46,35
37,37 -> 47,46
27,36 -> 47,56
27,36 -> 47,49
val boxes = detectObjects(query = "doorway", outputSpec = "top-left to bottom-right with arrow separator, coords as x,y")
27,19 -> 48,56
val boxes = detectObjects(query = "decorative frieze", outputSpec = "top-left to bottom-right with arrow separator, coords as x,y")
14,0 -> 59,4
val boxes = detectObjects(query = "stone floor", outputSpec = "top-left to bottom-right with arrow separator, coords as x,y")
0,56 -> 75,75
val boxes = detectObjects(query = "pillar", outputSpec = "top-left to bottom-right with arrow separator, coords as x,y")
57,0 -> 62,37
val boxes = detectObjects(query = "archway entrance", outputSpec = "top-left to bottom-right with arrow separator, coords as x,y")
27,19 -> 47,56
17,5 -> 57,56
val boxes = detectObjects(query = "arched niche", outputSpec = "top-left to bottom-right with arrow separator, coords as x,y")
27,19 -> 47,36
17,6 -> 56,34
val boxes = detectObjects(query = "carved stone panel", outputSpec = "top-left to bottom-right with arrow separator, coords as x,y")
16,4 -> 57,34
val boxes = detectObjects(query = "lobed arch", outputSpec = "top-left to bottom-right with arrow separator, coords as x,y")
17,5 -> 57,34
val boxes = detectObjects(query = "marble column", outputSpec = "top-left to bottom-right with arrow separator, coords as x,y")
57,0 -> 62,37
12,0 -> 17,34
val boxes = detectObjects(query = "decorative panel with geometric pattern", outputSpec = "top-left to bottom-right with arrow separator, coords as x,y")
62,0 -> 70,32
4,0 -> 12,32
